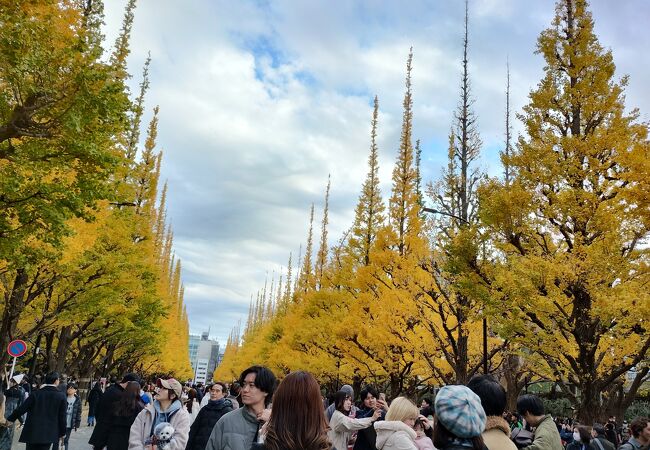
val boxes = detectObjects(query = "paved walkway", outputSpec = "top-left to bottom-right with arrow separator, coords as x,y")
12,416 -> 94,450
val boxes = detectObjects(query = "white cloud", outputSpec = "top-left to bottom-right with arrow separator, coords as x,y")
101,0 -> 650,346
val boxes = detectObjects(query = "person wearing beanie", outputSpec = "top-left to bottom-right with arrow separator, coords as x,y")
433,385 -> 488,450
328,390 -> 381,450
467,375 -> 517,450
326,385 -> 356,422
515,394 -> 563,450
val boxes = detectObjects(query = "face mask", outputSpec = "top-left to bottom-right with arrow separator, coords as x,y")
573,432 -> 580,442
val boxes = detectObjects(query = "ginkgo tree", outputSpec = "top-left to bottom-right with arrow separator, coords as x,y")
480,0 -> 650,423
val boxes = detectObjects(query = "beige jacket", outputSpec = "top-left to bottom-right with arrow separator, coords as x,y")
374,420 -> 418,450
483,416 -> 517,450
128,402 -> 191,450
328,410 -> 374,450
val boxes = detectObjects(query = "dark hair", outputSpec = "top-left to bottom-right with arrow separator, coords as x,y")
239,366 -> 276,406
263,371 -> 330,450
516,394 -> 545,416
359,386 -> 379,404
577,426 -> 591,444
186,388 -> 197,413
67,383 -> 78,390
334,390 -> 351,413
44,372 -> 59,384
421,396 -> 433,407
467,374 -> 507,416
230,382 -> 240,396
210,382 -> 228,395
630,417 -> 650,439
433,419 -> 486,450
114,381 -> 144,417
92,381 -> 102,391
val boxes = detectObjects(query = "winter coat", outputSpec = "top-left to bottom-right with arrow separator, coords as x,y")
128,400 -> 190,450
374,420 -> 418,450
482,416 -> 517,450
523,416 -> 563,450
566,441 -> 598,450
186,400 -> 200,424
205,406 -> 261,450
104,402 -> 144,450
353,407 -> 385,450
185,398 -> 233,450
87,386 -> 104,417
3,385 -> 24,420
413,435 -> 435,450
328,410 -> 375,450
591,435 -> 615,450
66,395 -> 82,430
90,382 -> 125,449
7,385 -> 67,444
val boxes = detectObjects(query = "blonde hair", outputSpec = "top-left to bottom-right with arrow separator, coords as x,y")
385,397 -> 419,422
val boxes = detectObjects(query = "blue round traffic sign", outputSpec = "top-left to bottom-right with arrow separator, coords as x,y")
7,340 -> 27,358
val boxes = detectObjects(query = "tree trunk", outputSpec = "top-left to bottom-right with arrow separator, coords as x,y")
54,326 -> 71,373
0,269 -> 29,368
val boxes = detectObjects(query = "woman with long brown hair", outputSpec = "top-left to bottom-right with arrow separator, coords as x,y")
252,371 -> 331,450
109,381 -> 145,450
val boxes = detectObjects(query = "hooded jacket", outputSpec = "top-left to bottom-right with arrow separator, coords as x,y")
482,416 -> 517,450
205,405 -> 261,450
374,421 -> 418,450
186,398 -> 234,450
128,400 -> 190,450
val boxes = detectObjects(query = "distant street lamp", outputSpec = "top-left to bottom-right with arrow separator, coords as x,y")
422,206 -> 489,375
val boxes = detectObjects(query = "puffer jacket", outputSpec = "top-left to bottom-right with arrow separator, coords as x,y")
482,416 -> 517,450
374,420 -> 418,450
205,406 -> 261,450
67,395 -> 82,429
185,398 -> 233,450
128,401 -> 190,450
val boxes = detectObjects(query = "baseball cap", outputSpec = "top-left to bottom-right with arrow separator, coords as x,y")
157,378 -> 183,399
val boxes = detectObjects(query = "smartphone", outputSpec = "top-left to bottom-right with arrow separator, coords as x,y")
379,392 -> 386,402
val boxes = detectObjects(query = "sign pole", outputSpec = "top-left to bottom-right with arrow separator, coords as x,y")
8,356 -> 16,381
6,339 -> 28,381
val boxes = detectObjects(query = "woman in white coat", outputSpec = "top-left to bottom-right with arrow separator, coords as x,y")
328,390 -> 381,450
374,397 -> 420,450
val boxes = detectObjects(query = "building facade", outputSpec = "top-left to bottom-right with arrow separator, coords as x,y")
189,332 -> 220,384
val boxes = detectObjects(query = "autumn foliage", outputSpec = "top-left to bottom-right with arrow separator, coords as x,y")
217,0 -> 649,422
0,0 -> 192,380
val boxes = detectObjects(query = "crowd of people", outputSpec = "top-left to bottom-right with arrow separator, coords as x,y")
1,368 -> 648,450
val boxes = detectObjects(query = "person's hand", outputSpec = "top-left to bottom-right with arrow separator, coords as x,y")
372,408 -> 382,421
377,399 -> 389,411
257,408 -> 271,422
418,415 -> 432,430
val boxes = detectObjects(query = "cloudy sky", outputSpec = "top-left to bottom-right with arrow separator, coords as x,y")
102,0 -> 650,347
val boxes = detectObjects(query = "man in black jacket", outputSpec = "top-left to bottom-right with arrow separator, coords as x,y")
7,371 -> 67,450
186,382 -> 234,450
88,372 -> 139,450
